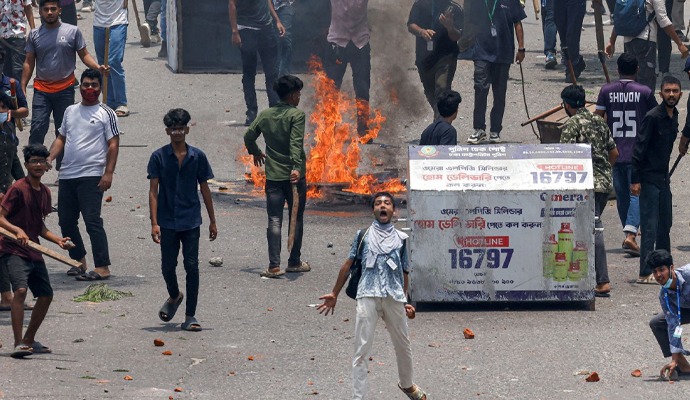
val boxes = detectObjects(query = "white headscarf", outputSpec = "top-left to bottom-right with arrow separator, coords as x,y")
365,220 -> 409,270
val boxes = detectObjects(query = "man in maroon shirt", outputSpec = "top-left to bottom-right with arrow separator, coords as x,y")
0,144 -> 71,358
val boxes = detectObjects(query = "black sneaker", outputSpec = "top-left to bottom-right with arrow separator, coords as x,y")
245,111 -> 257,126
158,41 -> 167,58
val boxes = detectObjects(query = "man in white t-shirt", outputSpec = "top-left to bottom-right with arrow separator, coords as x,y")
93,0 -> 129,117
47,68 -> 120,281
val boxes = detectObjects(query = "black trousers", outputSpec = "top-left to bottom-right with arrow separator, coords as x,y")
657,0 -> 674,73
650,311 -> 690,357
265,178 -> 306,267
239,26 -> 280,116
160,227 -> 200,318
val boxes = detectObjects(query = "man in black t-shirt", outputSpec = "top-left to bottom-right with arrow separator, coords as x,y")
419,90 -> 461,145
407,0 -> 462,119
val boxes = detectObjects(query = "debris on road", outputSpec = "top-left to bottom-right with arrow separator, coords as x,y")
154,339 -> 165,347
631,369 -> 642,377
162,350 -> 173,355
209,257 -> 223,267
73,283 -> 133,303
463,328 -> 475,339
585,372 -> 600,382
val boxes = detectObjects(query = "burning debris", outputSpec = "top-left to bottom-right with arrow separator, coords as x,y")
242,57 -> 406,199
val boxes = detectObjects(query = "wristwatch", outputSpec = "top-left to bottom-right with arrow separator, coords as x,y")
518,48 -> 526,52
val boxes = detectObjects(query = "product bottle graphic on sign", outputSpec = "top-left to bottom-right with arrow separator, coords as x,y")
558,223 -> 574,262
567,261 -> 581,281
572,241 -> 588,279
543,234 -> 558,278
553,252 -> 568,281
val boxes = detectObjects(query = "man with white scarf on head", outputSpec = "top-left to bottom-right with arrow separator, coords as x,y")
318,192 -> 428,400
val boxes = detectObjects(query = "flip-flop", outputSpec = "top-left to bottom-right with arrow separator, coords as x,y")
286,261 -> 311,273
76,271 -> 110,281
0,303 -> 34,311
29,341 -> 51,354
594,290 -> 611,298
66,266 -> 85,276
159,293 -> 184,322
398,383 -> 428,400
181,316 -> 202,332
260,269 -> 285,278
636,275 -> 658,285
11,344 -> 32,358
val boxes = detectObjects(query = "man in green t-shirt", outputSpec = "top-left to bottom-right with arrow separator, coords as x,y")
244,75 -> 310,278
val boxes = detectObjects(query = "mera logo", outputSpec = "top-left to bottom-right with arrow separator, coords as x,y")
540,192 -> 589,202
418,146 -> 438,158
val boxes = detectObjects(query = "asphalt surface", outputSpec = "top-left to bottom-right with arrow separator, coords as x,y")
3,2 -> 690,399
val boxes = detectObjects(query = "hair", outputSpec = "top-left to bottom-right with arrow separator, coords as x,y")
661,75 -> 682,90
617,53 -> 638,76
436,90 -> 462,118
371,191 -> 395,209
163,108 -> 191,127
560,84 -> 586,108
645,249 -> 674,271
39,0 -> 60,8
0,92 -> 15,110
22,144 -> 49,162
81,68 -> 102,86
273,75 -> 304,100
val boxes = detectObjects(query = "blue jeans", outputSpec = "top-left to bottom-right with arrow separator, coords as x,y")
58,176 -> 111,267
554,0 -> 585,64
541,0 -> 557,55
28,86 -> 75,169
93,24 -> 128,108
612,163 -> 640,234
160,0 -> 166,41
276,4 -> 294,77
160,227 -> 200,317
639,183 -> 672,277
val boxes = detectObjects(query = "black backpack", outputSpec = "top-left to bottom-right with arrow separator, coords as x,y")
345,228 -> 408,300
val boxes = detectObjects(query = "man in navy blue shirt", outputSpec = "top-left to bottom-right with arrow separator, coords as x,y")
419,90 -> 460,146
147,108 -> 217,332
647,250 -> 690,379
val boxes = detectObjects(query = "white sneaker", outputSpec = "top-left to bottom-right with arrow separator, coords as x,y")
467,129 -> 486,144
150,33 -> 161,45
139,22 -> 151,47
489,132 -> 501,143
81,5 -> 92,12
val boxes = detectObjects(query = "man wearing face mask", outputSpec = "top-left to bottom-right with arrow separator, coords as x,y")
559,84 -> 618,297
632,75 -> 682,284
47,68 -> 120,281
647,250 -> 690,380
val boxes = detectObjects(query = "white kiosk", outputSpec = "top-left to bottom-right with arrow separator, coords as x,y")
407,144 -> 596,310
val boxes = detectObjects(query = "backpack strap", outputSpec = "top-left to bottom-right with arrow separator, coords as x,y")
355,228 -> 369,260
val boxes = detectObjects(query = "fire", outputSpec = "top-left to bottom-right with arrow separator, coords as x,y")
242,55 -> 406,198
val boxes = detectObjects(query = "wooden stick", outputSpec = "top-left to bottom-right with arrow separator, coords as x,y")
0,226 -> 82,268
130,0 -> 142,29
521,104 -> 563,126
8,79 -> 23,131
102,27 -> 111,103
287,184 -> 299,252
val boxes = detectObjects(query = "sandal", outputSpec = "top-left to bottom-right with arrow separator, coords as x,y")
115,105 -> 130,117
181,316 -> 202,331
636,274 -> 658,285
29,341 -> 51,354
75,271 -> 110,281
398,383 -> 428,400
286,261 -> 311,273
11,344 -> 32,358
159,293 -> 184,322
66,266 -> 86,276
260,269 -> 284,278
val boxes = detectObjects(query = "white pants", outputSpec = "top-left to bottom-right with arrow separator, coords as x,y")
352,296 -> 414,400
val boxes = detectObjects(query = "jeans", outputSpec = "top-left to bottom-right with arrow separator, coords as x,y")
417,53 -> 457,119
541,0 -> 557,55
143,0 -> 161,34
650,312 -> 690,357
353,297 -> 413,400
624,39 -> 657,91
554,0 -> 585,64
658,0 -> 674,73
266,177 -> 306,267
28,87 -> 75,170
276,4 -> 294,77
612,163 -> 640,234
239,26 -> 280,117
639,182 -> 672,277
473,60 -> 510,133
160,227 -> 199,317
324,41 -> 371,136
94,24 -> 128,109
160,0 -> 166,41
60,2 -> 78,26
594,192 -> 610,285
58,176 -> 111,267
0,37 -> 27,81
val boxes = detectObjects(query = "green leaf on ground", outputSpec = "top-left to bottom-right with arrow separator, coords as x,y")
72,283 -> 133,303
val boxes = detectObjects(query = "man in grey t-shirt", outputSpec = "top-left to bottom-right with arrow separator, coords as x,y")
21,0 -> 106,169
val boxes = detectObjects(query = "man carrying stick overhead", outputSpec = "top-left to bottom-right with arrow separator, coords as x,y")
244,75 -> 310,278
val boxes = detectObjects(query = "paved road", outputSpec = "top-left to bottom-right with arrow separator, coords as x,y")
3,2 -> 690,399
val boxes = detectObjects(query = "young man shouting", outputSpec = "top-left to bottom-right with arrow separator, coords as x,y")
318,192 -> 427,400
0,144 -> 72,358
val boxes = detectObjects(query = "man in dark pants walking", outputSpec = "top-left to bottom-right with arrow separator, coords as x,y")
148,108 -> 217,332
632,75 -> 682,284
541,0 -> 558,69
244,75 -> 310,278
325,0 -> 371,137
0,0 -> 34,81
272,0 -> 294,77
554,0 -> 586,82
229,0 -> 284,126
647,250 -> 690,380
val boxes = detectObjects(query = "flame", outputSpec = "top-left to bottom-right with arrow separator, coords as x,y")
241,55 -> 406,198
